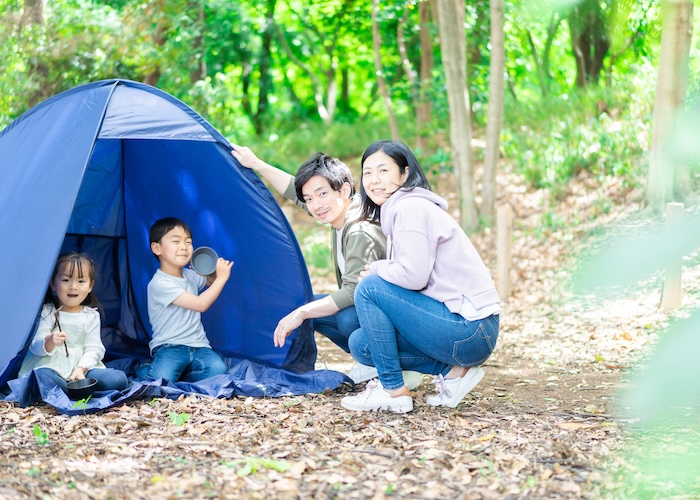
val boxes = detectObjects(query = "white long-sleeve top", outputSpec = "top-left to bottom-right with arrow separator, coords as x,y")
19,304 -> 106,380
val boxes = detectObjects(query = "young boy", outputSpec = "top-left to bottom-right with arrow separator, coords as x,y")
141,217 -> 233,383
231,146 -> 421,389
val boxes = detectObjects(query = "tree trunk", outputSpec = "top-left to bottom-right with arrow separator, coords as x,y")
647,0 -> 693,209
569,0 -> 609,87
526,30 -> 548,97
437,0 -> 478,231
482,0 -> 505,225
189,2 -> 207,85
417,0 -> 434,150
372,0 -> 399,140
20,0 -> 48,107
20,0 -> 45,26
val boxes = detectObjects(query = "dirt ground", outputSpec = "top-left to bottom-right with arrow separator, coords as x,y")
1,169 -> 697,499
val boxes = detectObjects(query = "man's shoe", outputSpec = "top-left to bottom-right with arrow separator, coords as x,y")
426,367 -> 484,408
346,363 -> 379,384
348,363 -> 422,390
341,379 -> 413,413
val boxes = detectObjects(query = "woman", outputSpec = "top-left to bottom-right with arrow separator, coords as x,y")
341,140 -> 501,413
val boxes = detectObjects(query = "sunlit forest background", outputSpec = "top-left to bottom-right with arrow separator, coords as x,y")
2,0 -> 699,206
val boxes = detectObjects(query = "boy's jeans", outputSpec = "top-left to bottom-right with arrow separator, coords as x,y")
139,345 -> 228,383
349,275 -> 499,391
312,293 -> 360,353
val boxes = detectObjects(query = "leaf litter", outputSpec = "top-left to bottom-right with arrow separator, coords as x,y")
1,169 -> 698,499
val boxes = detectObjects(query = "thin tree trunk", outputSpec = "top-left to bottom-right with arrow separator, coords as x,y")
437,0 -> 478,231
647,0 -> 693,209
526,30 -> 548,97
372,0 -> 399,140
482,0 -> 505,225
189,2 -> 207,84
417,0 -> 434,150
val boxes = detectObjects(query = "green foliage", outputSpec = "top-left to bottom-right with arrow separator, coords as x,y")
501,68 -> 655,193
33,424 -> 49,445
167,412 -> 189,426
294,225 -> 332,274
222,457 -> 291,477
72,394 -> 92,410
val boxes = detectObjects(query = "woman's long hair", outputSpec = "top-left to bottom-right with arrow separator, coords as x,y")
358,140 -> 431,223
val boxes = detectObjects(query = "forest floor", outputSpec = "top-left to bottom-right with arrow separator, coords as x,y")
1,167 -> 699,499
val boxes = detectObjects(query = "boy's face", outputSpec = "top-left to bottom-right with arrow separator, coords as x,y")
301,175 -> 351,229
151,225 -> 193,274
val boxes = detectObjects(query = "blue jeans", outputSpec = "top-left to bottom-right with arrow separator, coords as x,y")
37,367 -> 129,392
349,275 -> 499,391
312,293 -> 360,353
138,345 -> 228,383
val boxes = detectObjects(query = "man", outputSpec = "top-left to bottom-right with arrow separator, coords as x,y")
231,145 -> 420,389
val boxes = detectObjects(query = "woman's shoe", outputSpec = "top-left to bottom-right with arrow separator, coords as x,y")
426,367 -> 484,408
341,379 -> 413,413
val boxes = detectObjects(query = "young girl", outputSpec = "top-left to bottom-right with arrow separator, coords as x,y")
341,140 -> 501,413
18,253 -> 129,396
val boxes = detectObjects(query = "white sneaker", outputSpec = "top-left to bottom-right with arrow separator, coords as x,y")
341,380 -> 413,413
346,363 -> 378,384
402,371 -> 423,390
426,367 -> 485,408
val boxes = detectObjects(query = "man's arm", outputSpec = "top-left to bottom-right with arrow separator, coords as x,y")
273,295 -> 340,348
231,144 -> 293,195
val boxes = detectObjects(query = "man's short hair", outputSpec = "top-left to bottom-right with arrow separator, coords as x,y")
294,152 -> 355,201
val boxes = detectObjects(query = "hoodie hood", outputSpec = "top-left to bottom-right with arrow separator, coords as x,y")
382,187 -> 448,214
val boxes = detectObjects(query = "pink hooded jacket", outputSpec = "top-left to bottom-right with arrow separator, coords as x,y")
367,187 -> 500,314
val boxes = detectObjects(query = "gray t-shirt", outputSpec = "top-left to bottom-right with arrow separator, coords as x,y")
147,268 -> 211,353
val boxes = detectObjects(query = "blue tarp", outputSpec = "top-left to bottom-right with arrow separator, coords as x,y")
0,79 -> 347,413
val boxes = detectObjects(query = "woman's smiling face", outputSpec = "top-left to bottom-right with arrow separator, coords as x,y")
361,150 -> 408,207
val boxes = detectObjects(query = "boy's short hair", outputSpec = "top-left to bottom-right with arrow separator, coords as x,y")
150,217 -> 192,248
294,152 -> 355,202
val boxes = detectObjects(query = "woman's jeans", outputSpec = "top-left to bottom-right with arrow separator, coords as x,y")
349,275 -> 499,391
312,293 -> 360,354
137,345 -> 228,383
37,367 -> 129,392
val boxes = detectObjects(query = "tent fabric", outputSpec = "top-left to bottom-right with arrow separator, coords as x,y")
5,358 -> 346,417
0,79 -> 347,412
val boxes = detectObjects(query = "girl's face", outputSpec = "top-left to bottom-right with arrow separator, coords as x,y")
362,150 -> 408,207
51,261 -> 94,312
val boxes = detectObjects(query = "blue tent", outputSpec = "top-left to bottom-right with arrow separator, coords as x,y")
0,79 -> 344,410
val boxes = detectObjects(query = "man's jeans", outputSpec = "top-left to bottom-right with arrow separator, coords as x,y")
138,345 -> 228,383
349,275 -> 499,391
312,293 -> 360,353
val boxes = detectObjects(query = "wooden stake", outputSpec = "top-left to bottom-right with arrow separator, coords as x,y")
497,204 -> 513,299
662,202 -> 684,310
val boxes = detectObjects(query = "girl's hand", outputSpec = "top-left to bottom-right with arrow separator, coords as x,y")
45,331 -> 67,352
69,366 -> 86,381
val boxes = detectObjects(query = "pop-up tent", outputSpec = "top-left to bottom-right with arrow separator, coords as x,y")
0,79 -> 345,412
